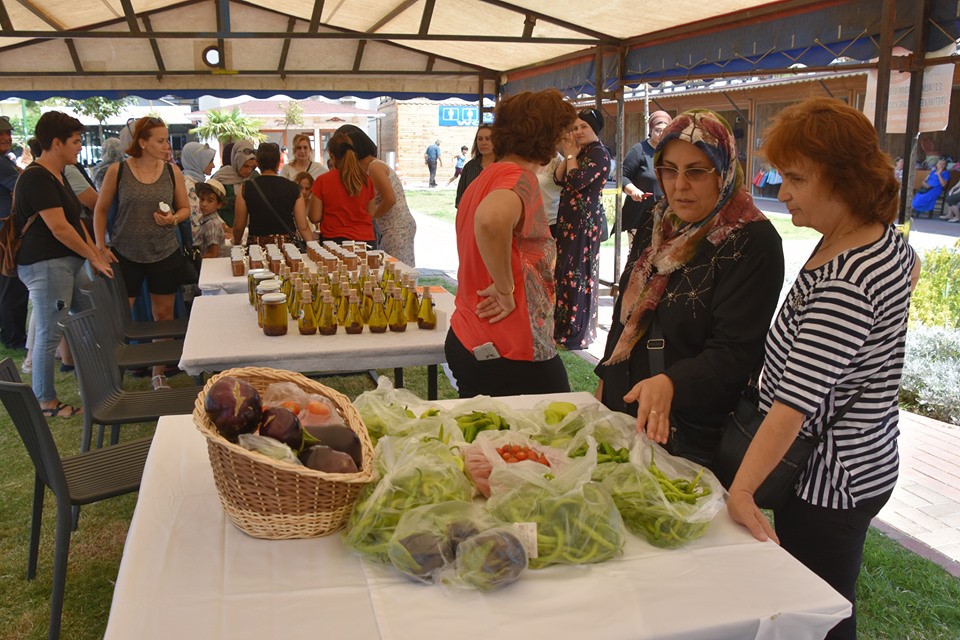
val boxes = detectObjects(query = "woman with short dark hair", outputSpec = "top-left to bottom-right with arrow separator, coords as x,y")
233,143 -> 312,245
15,111 -> 113,416
455,125 -> 494,209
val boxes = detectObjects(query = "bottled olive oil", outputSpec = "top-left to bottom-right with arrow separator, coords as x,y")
417,288 -> 437,330
368,288 -> 388,333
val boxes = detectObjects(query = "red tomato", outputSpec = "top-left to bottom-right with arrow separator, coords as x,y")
280,400 -> 302,414
306,400 -> 331,416
516,451 -> 528,461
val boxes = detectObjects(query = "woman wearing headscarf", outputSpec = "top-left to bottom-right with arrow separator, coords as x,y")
553,107 -> 611,349
595,109 -> 784,469
210,139 -> 257,228
455,124 -> 494,209
334,124 -> 417,265
93,137 -> 125,190
180,141 -> 216,238
309,132 -> 377,246
620,110 -> 671,241
727,98 -> 920,640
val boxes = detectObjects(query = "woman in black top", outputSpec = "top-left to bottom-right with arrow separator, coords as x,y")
455,124 -> 494,208
595,109 -> 784,470
15,112 -> 113,418
620,110 -> 670,239
233,143 -> 313,245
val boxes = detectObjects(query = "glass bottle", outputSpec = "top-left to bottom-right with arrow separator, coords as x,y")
417,288 -> 437,330
256,280 -> 282,328
388,289 -> 407,332
298,288 -> 317,335
337,276 -> 350,325
361,281 -> 374,323
385,281 -> 397,319
344,291 -> 364,334
404,281 -> 421,324
318,291 -> 338,335
368,288 -> 388,333
288,275 -> 302,319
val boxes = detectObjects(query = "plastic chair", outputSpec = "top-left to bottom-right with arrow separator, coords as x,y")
0,357 -> 152,640
107,272 -> 188,341
59,310 -> 200,452
80,277 -> 185,372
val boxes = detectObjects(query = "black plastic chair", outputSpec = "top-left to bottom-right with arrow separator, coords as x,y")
0,357 -> 152,640
80,277 -> 185,373
59,310 -> 200,452
107,272 -> 188,341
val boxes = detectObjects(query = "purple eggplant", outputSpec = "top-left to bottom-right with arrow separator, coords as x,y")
204,377 -> 262,442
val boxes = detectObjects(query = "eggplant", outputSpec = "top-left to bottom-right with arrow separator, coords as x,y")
303,424 -> 363,469
259,407 -> 303,450
299,445 -> 358,474
204,377 -> 262,442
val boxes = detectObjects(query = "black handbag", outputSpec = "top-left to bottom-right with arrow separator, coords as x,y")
174,223 -> 201,285
713,385 -> 865,510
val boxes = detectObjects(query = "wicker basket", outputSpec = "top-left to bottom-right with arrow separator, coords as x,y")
193,367 -> 375,539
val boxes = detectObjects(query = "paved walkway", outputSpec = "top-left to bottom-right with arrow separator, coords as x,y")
406,187 -> 960,575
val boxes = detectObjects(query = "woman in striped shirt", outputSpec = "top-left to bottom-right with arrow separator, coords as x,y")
727,97 -> 921,640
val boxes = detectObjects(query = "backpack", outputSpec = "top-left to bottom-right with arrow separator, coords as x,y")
0,211 -> 39,276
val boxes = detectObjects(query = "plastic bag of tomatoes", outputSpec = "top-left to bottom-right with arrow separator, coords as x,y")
462,431 -> 567,498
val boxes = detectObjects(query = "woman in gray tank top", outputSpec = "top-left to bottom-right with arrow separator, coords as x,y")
93,116 -> 190,390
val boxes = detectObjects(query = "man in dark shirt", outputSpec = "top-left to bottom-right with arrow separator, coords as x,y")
424,139 -> 442,188
0,116 -> 28,349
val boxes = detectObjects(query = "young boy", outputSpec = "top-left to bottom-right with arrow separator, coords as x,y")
446,145 -> 469,185
194,179 -> 227,258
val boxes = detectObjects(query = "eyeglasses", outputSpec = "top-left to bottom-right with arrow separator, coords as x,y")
655,166 -> 717,182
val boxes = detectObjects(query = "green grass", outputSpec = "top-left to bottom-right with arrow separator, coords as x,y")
1,332 -> 958,639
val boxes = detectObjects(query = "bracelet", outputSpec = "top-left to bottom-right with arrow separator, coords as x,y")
495,283 -> 515,296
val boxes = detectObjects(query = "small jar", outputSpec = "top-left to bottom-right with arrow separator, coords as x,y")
231,255 -> 246,277
256,280 -> 282,327
261,292 -> 289,336
247,269 -> 270,305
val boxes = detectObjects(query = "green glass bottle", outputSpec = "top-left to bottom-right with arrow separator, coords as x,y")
388,289 -> 407,332
368,288 -> 388,333
298,288 -> 317,335
318,291 -> 338,335
417,288 -> 437,330
344,291 -> 364,334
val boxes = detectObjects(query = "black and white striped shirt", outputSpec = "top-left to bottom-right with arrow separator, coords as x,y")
761,225 -> 916,509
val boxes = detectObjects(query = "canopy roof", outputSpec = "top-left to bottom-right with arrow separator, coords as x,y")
0,0 -> 957,100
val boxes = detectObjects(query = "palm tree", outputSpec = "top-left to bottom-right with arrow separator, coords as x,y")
190,107 -> 265,147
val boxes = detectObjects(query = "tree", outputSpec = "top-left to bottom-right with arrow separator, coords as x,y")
190,107 -> 265,147
64,97 -> 135,141
9,101 -> 41,147
277,101 -> 305,145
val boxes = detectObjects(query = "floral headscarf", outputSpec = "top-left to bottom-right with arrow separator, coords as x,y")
603,110 -> 767,365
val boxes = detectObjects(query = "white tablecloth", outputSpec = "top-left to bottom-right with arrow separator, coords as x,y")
105,394 -> 850,640
178,290 -> 452,376
197,257 -> 248,295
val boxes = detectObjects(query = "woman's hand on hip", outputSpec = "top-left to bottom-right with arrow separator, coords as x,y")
727,488 -> 779,544
623,374 -> 674,444
475,283 -> 516,324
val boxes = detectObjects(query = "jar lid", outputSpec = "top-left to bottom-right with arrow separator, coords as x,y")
253,271 -> 275,281
262,292 -> 287,303
257,281 -> 281,292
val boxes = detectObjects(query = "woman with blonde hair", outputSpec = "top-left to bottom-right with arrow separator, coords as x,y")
280,133 -> 327,181
309,132 -> 376,245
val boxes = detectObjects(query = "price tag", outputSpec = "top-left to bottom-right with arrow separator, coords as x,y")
511,522 -> 538,558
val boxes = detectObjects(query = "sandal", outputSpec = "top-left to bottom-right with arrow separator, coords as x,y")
152,375 -> 171,391
41,402 -> 82,419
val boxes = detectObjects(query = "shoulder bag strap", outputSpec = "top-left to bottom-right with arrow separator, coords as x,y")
248,176 -> 298,239
645,313 -> 666,377
815,387 -> 867,443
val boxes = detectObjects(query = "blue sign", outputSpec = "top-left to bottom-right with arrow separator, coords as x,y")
439,106 -> 494,127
